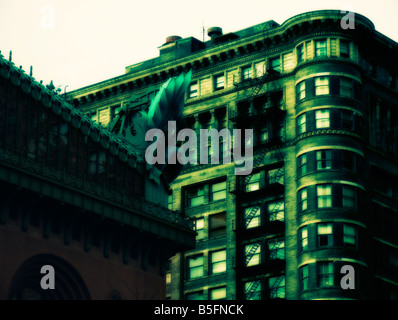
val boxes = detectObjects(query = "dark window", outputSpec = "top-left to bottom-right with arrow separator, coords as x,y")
318,262 -> 334,287
340,40 -> 350,58
296,81 -> 306,101
316,150 -> 332,170
342,150 -> 356,171
209,212 -> 226,238
341,109 -> 354,130
297,44 -> 304,63
318,223 -> 333,247
297,114 -> 306,134
242,66 -> 252,80
298,154 -> 307,176
299,265 -> 309,291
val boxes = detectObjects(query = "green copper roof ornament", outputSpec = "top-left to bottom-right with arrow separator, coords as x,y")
108,70 -> 192,181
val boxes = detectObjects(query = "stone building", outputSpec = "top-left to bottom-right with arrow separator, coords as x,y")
66,10 -> 398,300
0,51 -> 194,300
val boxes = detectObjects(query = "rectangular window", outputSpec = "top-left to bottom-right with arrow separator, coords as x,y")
340,78 -> 354,97
242,66 -> 252,80
342,150 -> 355,171
342,185 -> 356,208
318,262 -> 334,287
255,61 -> 265,77
300,227 -> 308,251
316,150 -> 332,170
340,40 -> 350,58
246,172 -> 261,192
269,57 -> 281,73
186,291 -> 204,300
296,81 -> 306,101
315,39 -> 327,57
186,185 -> 205,208
187,255 -> 204,280
210,250 -> 226,275
245,243 -> 261,266
269,276 -> 285,299
315,109 -> 330,128
299,188 -> 308,212
214,74 -> 225,91
210,287 -> 226,300
268,239 -> 285,260
341,109 -> 354,130
111,105 -> 122,120
317,184 -> 332,208
209,212 -> 226,238
268,167 -> 284,185
343,224 -> 357,247
245,206 -> 261,229
297,44 -> 304,63
194,217 -> 205,241
318,223 -> 333,247
245,281 -> 261,300
298,154 -> 307,176
298,114 -> 306,134
268,201 -> 284,221
210,181 -> 226,202
299,265 -> 309,291
315,77 -> 330,95
189,82 -> 198,98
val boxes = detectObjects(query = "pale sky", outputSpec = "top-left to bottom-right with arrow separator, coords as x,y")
1,0 -> 397,93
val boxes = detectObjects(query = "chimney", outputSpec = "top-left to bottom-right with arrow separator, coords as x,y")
207,27 -> 223,43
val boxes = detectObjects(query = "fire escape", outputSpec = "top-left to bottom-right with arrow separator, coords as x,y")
229,66 -> 286,300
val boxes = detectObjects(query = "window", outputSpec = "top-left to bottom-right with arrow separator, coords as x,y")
245,206 -> 261,229
268,239 -> 285,260
340,40 -> 350,58
315,109 -> 330,128
245,243 -> 261,266
210,181 -> 226,201
210,287 -> 226,300
343,224 -> 357,247
299,265 -> 309,291
98,108 -> 110,126
298,154 -> 307,176
318,262 -> 334,287
297,44 -> 304,63
297,114 -> 306,134
246,172 -> 260,192
315,39 -> 327,57
268,201 -> 284,221
186,291 -> 204,300
316,150 -> 332,170
214,74 -> 225,91
194,217 -> 205,241
299,227 -> 308,251
317,184 -> 332,208
245,281 -> 261,300
318,223 -> 333,247
187,255 -> 204,280
315,77 -> 330,95
209,212 -> 226,238
342,150 -> 356,171
168,194 -> 173,210
269,57 -> 281,72
242,66 -> 252,80
186,185 -> 205,208
298,188 -> 308,212
166,261 -> 171,285
268,167 -> 284,185
210,250 -> 226,275
189,82 -> 198,98
342,185 -> 356,208
296,81 -> 306,101
340,78 -> 354,97
269,276 -> 285,299
255,62 -> 265,77
341,109 -> 354,130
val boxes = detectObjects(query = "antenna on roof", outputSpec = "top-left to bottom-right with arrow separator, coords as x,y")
9,51 -> 12,62
202,20 -> 205,42
30,66 -> 33,77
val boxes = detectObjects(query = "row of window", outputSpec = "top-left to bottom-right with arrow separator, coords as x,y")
244,276 -> 286,300
244,200 -> 284,229
193,212 -> 226,240
297,107 -> 362,135
298,222 -> 359,252
186,249 -> 227,280
245,238 -> 285,267
296,76 -> 361,103
242,166 -> 284,192
297,38 -> 352,64
185,180 -> 227,208
298,183 -> 359,214
185,286 -> 227,300
297,149 -> 361,177
89,104 -> 121,127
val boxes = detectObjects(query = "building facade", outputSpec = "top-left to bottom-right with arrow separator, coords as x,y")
0,52 -> 195,300
66,10 -> 398,300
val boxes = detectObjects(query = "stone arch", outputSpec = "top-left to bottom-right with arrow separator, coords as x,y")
8,254 -> 91,300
